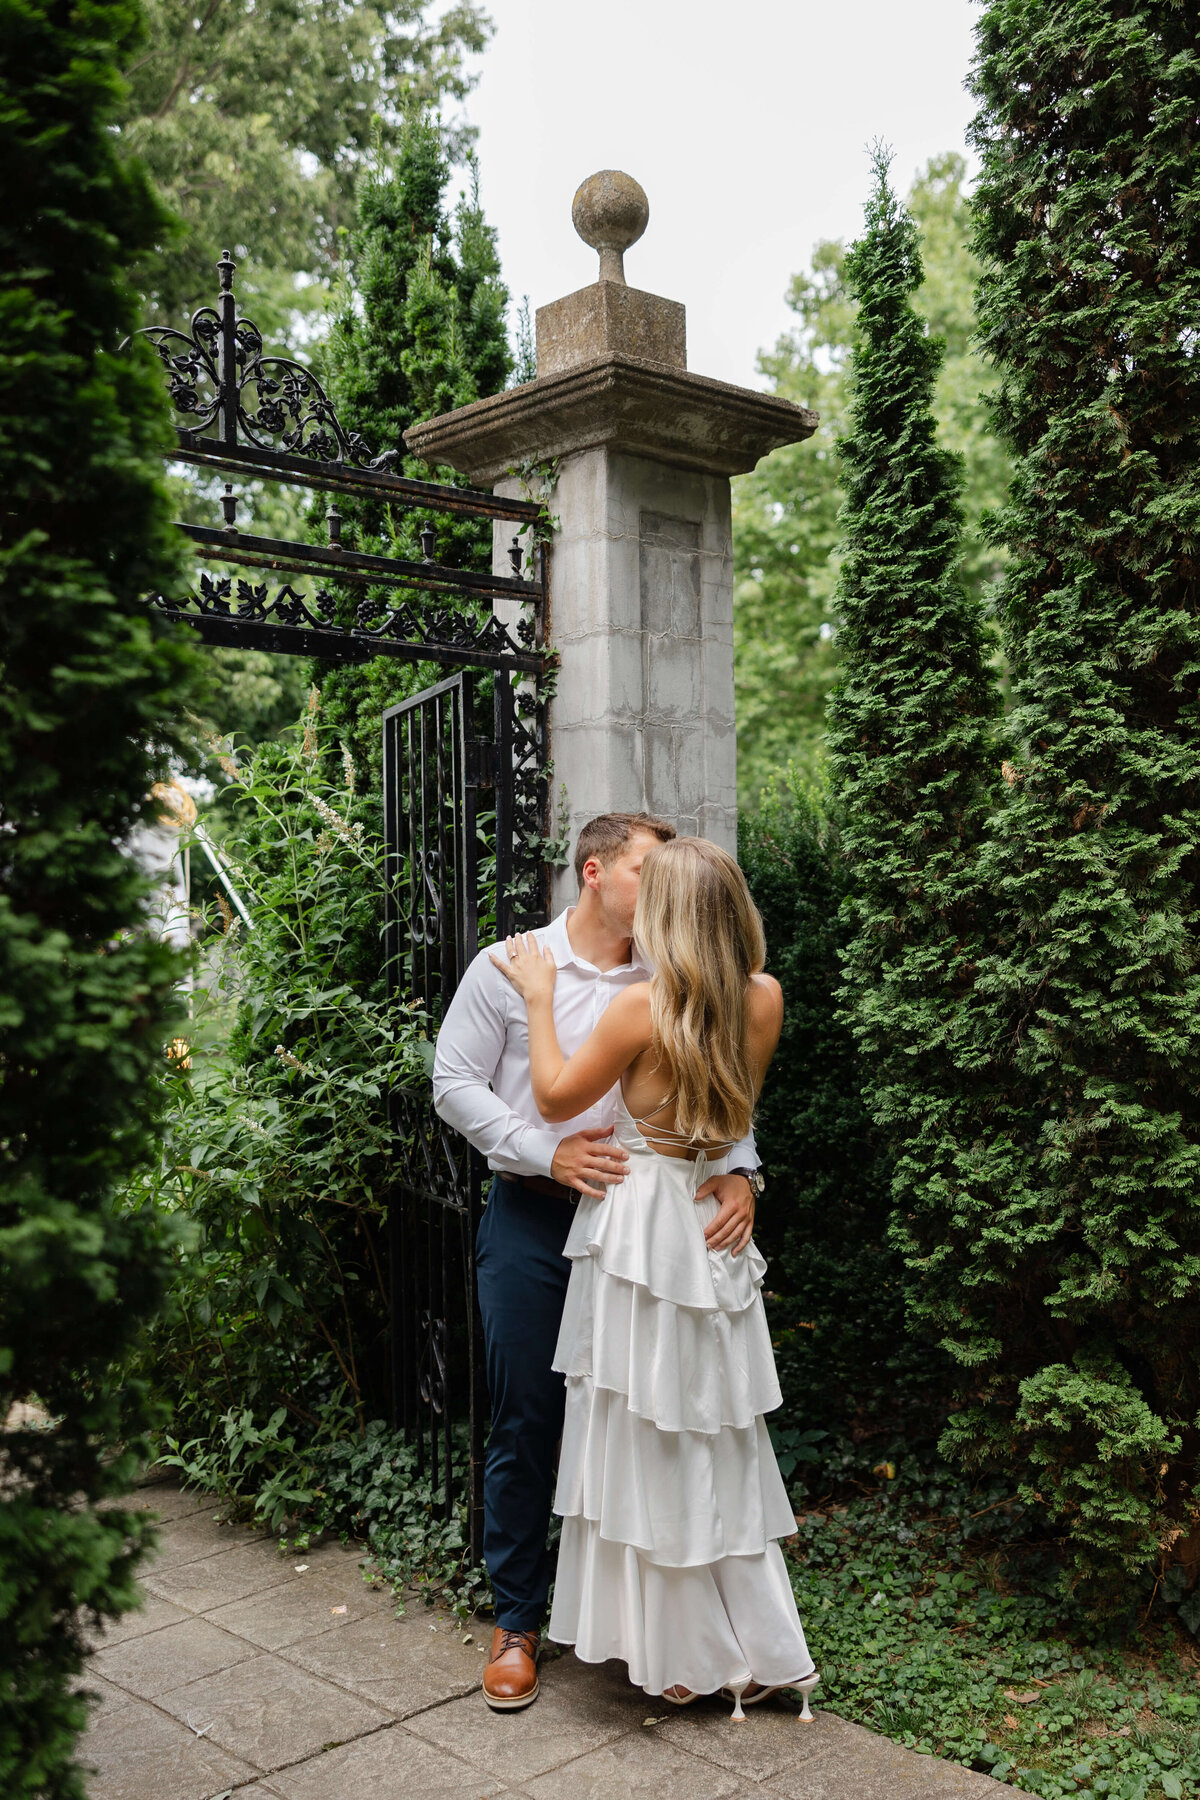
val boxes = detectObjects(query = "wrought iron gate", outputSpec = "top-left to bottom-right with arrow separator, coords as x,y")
133,251 -> 549,1554
380,668 -> 545,1552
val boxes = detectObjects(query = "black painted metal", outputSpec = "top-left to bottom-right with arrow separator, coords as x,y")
134,251 -> 552,1549
381,671 -> 548,1561
131,250 -> 547,671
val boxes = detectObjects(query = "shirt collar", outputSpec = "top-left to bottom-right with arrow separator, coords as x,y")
546,906 -> 651,976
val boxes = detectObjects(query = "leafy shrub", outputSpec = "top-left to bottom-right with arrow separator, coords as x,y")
0,0 -> 200,1789
124,714 -> 431,1449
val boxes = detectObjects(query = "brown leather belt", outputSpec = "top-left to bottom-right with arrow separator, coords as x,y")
498,1172 -> 578,1204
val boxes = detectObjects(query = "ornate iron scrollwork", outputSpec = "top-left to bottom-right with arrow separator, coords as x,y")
151,575 -> 538,667
417,1311 -> 448,1414
137,252 -> 396,470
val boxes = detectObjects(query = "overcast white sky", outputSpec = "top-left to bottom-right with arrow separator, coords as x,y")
458,0 -> 980,390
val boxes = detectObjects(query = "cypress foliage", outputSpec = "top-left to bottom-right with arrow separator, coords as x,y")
0,0 -> 198,1787
740,783 -> 947,1440
316,114 -> 511,790
826,146 -> 1002,1324
920,0 -> 1200,1586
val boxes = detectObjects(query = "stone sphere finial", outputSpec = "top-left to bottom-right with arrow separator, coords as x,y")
572,171 -> 649,286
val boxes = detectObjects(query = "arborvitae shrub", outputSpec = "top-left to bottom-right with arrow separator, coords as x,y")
740,781 -> 951,1445
823,153 -> 1003,1458
921,0 -> 1200,1590
0,0 -> 198,1787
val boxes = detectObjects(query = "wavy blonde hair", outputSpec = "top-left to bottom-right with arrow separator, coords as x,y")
633,837 -> 768,1146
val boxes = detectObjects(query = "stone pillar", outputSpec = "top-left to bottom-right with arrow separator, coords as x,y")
406,171 -> 816,909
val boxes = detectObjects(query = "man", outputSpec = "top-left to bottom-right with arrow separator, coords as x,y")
433,813 -> 762,1711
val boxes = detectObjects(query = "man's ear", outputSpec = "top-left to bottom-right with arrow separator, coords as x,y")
580,855 -> 603,893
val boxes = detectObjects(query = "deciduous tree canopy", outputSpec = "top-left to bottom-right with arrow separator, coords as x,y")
118,0 -> 492,332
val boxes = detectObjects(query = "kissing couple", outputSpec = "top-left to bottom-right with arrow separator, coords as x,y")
433,812 -> 819,1719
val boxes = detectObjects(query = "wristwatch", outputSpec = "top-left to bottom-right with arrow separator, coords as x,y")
730,1166 -> 765,1199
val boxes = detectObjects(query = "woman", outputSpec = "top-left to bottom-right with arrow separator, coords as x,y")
491,836 -> 819,1720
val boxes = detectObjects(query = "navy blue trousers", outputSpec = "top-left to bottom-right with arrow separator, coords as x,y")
476,1175 -> 575,1631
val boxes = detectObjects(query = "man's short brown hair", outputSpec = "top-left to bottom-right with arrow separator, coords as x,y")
573,812 -> 676,887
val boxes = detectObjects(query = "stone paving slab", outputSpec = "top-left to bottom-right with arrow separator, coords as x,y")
91,1615 -> 256,1699
127,1476 -> 212,1523
281,1607 -> 484,1717
206,1566 -> 389,1651
759,1715 -> 1002,1799
82,1478 -> 1006,1800
154,1652 -> 391,1772
254,1724 -> 515,1799
404,1651 -> 647,1783
143,1538 -> 298,1613
89,1589 -> 189,1648
75,1672 -> 137,1726
80,1695 -> 258,1800
651,1687 -> 830,1785
135,1504 -> 254,1570
523,1727 -> 747,1799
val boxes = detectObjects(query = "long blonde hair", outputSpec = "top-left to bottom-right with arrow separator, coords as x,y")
633,837 -> 768,1145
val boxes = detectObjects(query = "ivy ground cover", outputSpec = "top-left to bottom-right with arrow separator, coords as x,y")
788,1456 -> 1200,1800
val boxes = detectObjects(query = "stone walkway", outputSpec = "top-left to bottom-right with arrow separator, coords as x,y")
82,1475 -> 1003,1800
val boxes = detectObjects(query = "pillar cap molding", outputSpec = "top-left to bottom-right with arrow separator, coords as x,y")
404,355 -> 818,485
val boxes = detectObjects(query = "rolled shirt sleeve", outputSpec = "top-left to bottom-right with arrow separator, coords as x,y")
432,949 -> 561,1178
726,1125 -> 760,1173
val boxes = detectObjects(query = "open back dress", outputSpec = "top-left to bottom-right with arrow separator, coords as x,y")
546,1091 -> 815,1697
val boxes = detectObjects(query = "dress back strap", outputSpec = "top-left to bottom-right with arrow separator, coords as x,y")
630,1090 -> 734,1156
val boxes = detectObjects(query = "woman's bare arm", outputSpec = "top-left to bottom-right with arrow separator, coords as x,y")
490,936 -> 654,1121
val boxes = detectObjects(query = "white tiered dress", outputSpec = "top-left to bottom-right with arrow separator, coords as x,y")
547,1096 -> 815,1698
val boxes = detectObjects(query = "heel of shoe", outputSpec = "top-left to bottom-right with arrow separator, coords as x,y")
728,1680 -> 749,1722
795,1671 -> 820,1723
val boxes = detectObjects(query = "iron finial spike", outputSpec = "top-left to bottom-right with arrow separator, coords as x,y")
221,483 -> 239,530
419,522 -> 436,563
217,249 -> 236,292
326,503 -> 342,548
509,535 -> 523,576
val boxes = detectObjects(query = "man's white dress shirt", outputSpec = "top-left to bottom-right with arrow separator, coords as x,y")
432,907 -> 757,1180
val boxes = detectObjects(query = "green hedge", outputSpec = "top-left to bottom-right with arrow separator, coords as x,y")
740,779 -> 953,1449
0,0 -> 198,1789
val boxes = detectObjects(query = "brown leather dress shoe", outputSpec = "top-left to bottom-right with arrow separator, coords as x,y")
482,1626 -> 540,1711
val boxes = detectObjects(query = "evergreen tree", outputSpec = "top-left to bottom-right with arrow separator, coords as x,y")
740,781 -> 946,1441
734,154 -> 1010,800
920,0 -> 1200,1587
824,150 -> 1003,1471
316,113 -> 511,792
0,0 -> 199,1788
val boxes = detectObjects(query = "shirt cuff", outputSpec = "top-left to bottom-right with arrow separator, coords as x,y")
520,1126 -> 562,1181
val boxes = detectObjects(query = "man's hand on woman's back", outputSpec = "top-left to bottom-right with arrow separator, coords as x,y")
551,1127 -> 629,1199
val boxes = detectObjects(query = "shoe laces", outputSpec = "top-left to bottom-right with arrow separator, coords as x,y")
494,1628 -> 537,1660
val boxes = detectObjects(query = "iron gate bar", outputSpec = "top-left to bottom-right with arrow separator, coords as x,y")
171,432 -> 543,524
155,609 -> 543,674
181,522 -> 543,603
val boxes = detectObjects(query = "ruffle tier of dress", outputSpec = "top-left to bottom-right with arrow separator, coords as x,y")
546,1101 -> 815,1697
